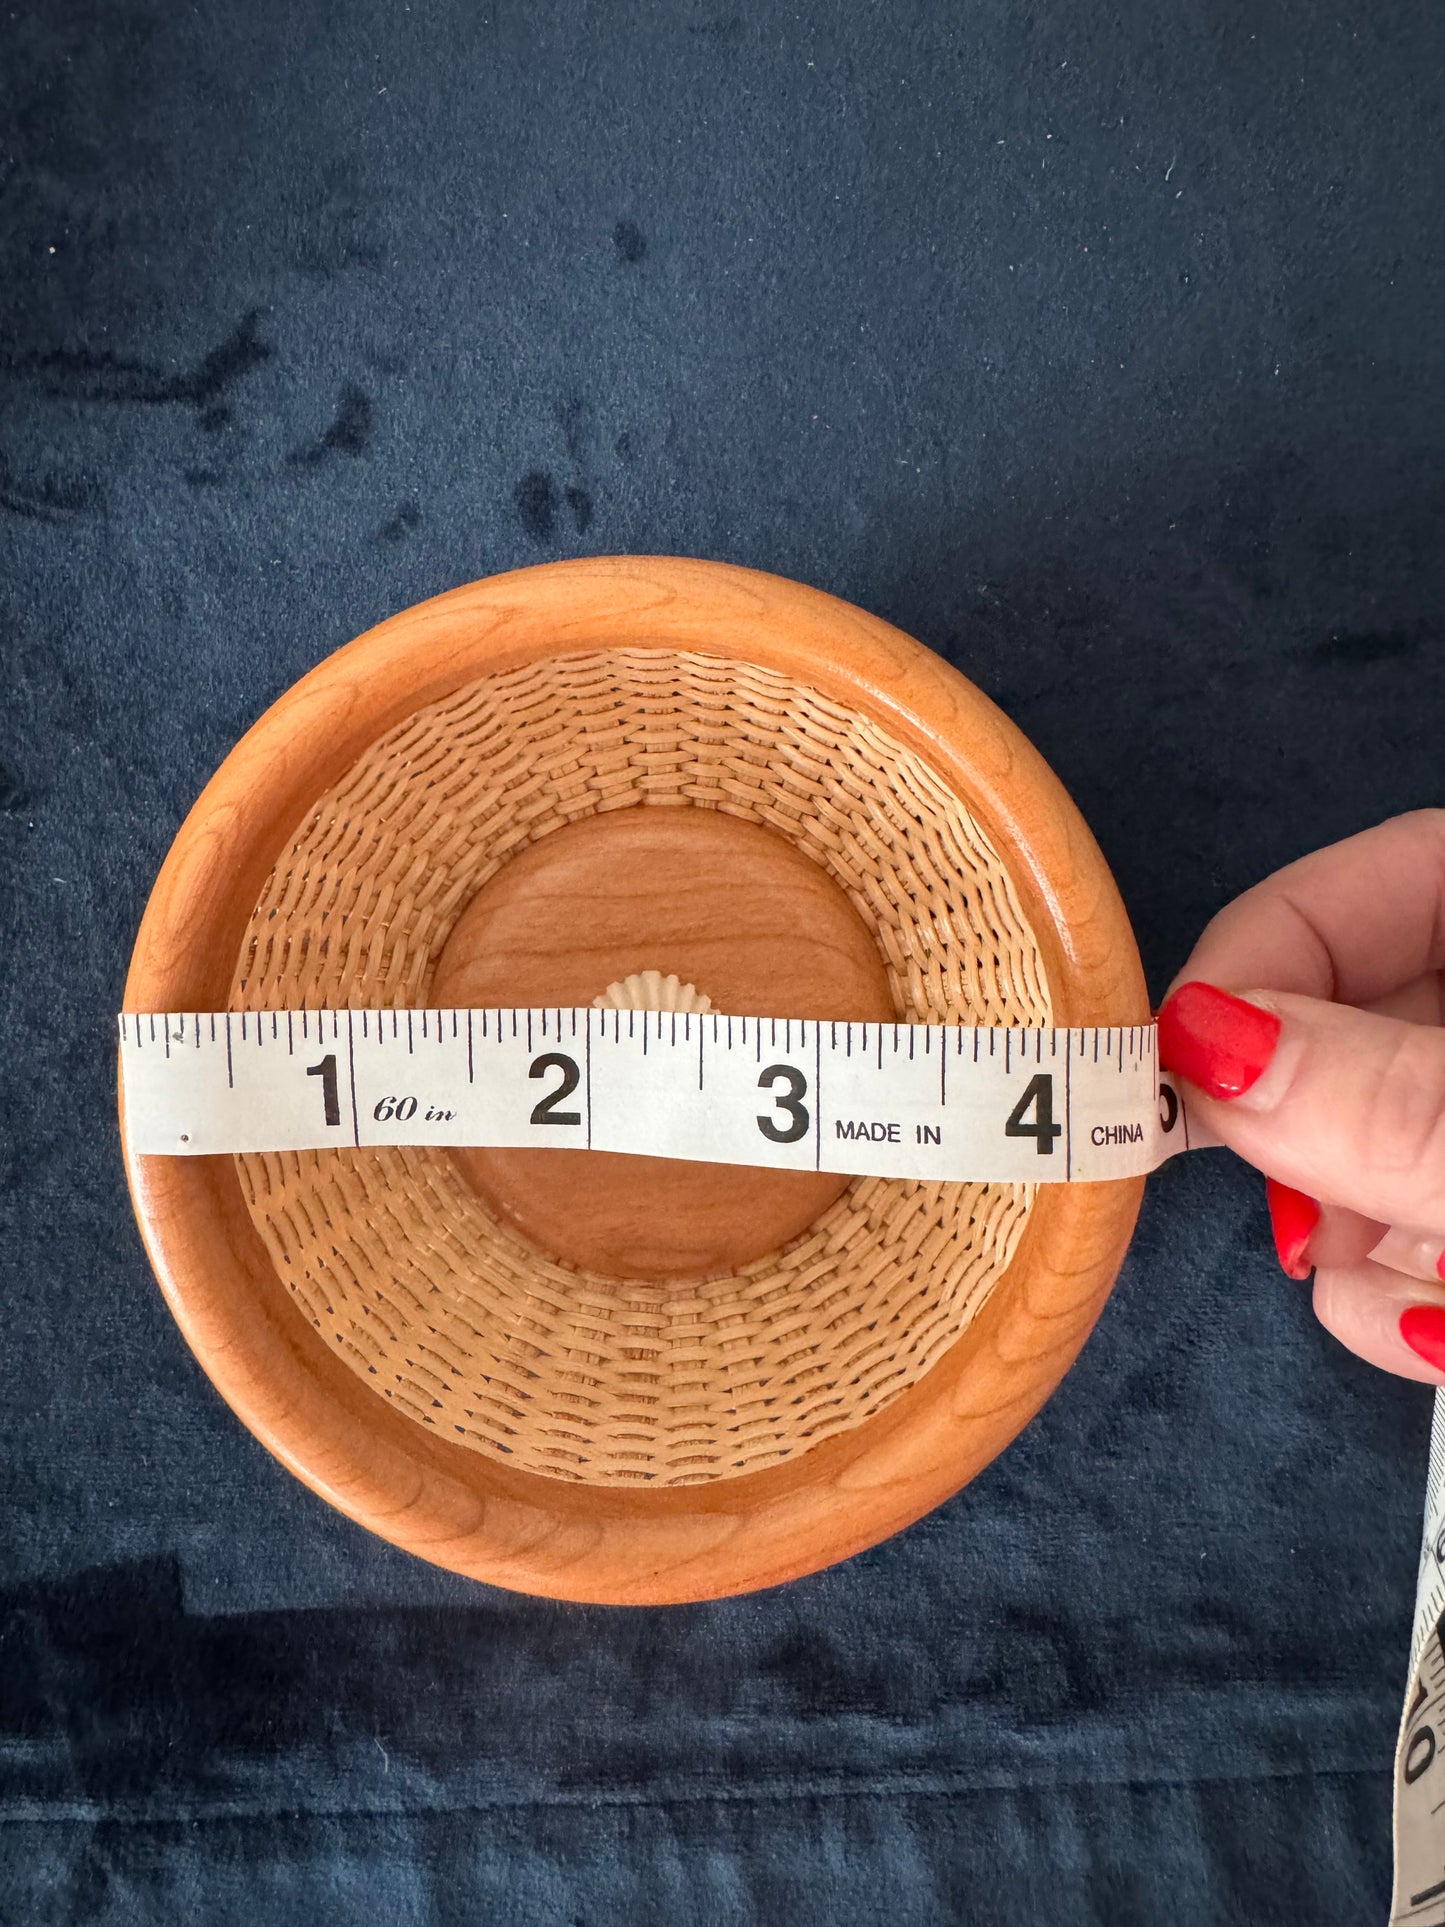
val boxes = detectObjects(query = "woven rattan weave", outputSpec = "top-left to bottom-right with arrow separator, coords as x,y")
228,648 -> 1051,1487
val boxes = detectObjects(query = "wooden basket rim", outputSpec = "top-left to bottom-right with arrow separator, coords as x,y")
120,557 -> 1146,1604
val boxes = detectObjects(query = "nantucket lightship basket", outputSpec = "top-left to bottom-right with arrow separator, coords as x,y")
121,558 -> 1147,1603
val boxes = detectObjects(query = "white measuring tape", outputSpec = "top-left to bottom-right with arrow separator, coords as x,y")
117,1005 -> 1440,1916
1395,1399 -> 1445,1922
118,1008 -> 1185,1179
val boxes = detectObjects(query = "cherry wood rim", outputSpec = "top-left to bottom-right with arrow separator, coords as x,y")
121,557 -> 1146,1603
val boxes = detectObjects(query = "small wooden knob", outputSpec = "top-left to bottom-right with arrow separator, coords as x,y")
430,808 -> 896,1280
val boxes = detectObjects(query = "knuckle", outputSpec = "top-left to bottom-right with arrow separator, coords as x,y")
1359,1028 -> 1445,1193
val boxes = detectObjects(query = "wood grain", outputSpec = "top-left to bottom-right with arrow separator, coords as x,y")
431,808 -> 895,1280
121,557 -> 1149,1603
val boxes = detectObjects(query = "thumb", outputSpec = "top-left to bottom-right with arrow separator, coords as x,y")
1158,980 -> 1445,1228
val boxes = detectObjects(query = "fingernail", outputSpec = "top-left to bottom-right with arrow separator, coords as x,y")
1266,1179 -> 1319,1280
1157,981 -> 1282,1099
1400,1305 -> 1445,1371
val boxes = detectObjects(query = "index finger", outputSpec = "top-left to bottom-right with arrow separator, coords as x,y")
1173,810 -> 1445,1006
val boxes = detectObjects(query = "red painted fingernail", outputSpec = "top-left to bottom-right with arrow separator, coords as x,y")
1400,1306 -> 1445,1371
1156,981 -> 1282,1099
1265,1179 -> 1319,1280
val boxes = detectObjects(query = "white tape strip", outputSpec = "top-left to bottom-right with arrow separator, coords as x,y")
1395,1394 -> 1445,1923
118,1009 -> 1189,1183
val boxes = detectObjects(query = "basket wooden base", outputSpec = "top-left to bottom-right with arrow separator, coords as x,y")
432,807 -> 895,1279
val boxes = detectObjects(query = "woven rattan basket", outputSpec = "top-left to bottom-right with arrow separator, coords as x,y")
121,558 -> 1147,1603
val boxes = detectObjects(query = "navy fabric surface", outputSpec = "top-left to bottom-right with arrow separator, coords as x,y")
3,2 -> 1444,1919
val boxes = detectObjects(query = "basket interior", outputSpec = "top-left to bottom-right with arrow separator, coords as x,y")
229,648 -> 1052,1487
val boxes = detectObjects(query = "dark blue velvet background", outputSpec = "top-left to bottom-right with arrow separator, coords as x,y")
2,2 -> 1444,1919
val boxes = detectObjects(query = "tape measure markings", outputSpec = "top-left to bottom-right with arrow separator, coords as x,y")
1397,1395 -> 1445,1923
119,1009 -> 1180,1184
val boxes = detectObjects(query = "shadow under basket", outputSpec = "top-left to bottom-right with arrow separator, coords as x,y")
121,557 -> 1148,1604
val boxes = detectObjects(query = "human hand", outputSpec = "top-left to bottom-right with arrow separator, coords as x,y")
1156,810 -> 1445,1383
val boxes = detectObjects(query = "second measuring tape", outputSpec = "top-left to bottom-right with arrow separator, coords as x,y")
118,1007 -> 1190,1181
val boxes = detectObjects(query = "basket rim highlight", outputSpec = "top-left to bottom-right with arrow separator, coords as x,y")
120,556 -> 1147,1603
